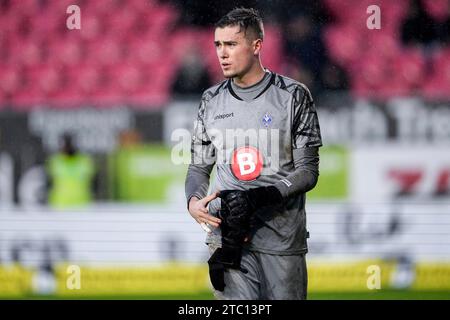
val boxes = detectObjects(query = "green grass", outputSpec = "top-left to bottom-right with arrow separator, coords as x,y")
4,290 -> 450,300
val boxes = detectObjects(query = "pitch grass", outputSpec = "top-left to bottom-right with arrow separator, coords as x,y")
10,290 -> 450,300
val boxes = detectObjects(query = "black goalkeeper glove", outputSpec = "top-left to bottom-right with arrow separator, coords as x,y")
207,196 -> 251,292
219,186 -> 283,218
207,186 -> 283,291
207,243 -> 245,291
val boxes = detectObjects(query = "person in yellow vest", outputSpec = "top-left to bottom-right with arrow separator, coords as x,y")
47,134 -> 95,209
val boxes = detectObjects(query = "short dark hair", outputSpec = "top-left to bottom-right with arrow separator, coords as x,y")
215,7 -> 264,41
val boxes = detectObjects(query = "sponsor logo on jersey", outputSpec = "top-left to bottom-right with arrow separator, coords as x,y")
231,146 -> 263,181
262,112 -> 272,127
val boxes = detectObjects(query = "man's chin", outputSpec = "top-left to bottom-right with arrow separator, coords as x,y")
223,71 -> 237,79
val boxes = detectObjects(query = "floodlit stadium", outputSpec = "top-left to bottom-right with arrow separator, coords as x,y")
0,0 -> 449,300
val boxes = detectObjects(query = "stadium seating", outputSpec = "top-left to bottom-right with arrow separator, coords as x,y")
0,0 -> 283,109
1,0 -> 448,109
422,0 -> 449,22
323,0 -> 450,100
422,48 -> 450,99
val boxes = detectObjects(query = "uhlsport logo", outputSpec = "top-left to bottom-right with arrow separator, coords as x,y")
214,112 -> 234,121
231,146 -> 263,181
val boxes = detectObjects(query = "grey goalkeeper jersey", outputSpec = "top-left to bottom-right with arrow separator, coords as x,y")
186,70 -> 322,255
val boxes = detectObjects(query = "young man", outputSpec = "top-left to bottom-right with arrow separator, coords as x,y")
185,8 -> 322,300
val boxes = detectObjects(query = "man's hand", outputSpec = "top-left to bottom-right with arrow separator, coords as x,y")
188,193 -> 221,230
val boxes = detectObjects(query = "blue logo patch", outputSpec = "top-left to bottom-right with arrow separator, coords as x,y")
262,112 -> 272,127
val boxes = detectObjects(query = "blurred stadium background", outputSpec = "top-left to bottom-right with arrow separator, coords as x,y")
0,0 -> 450,299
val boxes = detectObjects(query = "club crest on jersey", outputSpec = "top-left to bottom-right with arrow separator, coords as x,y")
262,113 -> 272,127
231,146 -> 263,181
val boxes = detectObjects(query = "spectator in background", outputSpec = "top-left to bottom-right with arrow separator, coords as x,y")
281,12 -> 329,96
281,59 -> 316,94
283,13 -> 326,77
436,8 -> 450,45
260,0 -> 332,27
47,134 -> 94,209
273,2 -> 343,97
401,0 -> 439,47
320,61 -> 349,92
172,47 -> 212,97
171,0 -> 258,26
118,129 -> 142,148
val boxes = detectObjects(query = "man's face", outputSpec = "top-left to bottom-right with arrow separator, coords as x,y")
214,25 -> 258,79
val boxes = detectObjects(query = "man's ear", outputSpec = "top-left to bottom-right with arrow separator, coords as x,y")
253,39 -> 262,55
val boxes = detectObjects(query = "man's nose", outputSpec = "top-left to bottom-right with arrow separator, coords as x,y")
219,47 -> 228,59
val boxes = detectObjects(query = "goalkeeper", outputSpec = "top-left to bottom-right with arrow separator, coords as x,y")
185,8 -> 322,300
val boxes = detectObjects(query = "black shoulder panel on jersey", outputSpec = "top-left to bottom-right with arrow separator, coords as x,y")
203,80 -> 228,103
254,72 -> 276,99
226,79 -> 244,101
276,74 -> 287,90
212,80 -> 228,98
